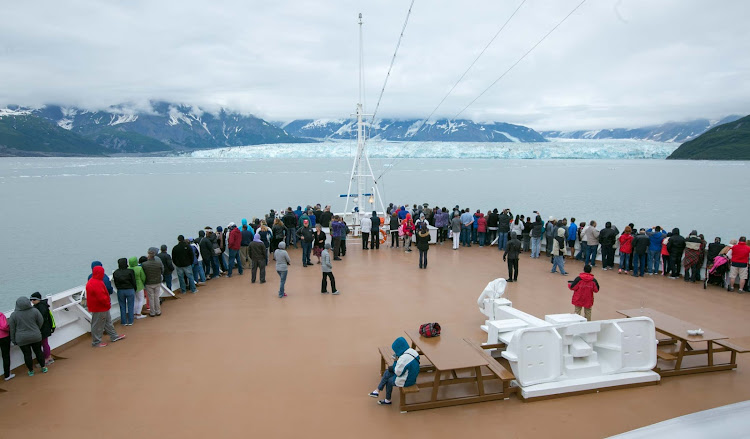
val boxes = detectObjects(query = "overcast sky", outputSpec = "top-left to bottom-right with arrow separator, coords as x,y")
0,0 -> 748,130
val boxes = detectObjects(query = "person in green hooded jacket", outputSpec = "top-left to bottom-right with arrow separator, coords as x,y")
128,256 -> 147,320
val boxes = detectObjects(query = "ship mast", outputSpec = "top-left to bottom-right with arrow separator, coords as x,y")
343,13 -> 387,221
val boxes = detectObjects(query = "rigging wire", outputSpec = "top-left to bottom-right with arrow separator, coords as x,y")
365,0 -> 416,142
376,0 -> 587,181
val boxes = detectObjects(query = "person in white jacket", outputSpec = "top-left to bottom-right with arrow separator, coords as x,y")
360,215 -> 372,250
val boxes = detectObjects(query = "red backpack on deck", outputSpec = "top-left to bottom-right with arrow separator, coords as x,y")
419,322 -> 441,338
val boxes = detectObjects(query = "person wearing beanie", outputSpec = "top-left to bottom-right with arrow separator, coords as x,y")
86,266 -> 126,348
8,297 -> 47,375
274,242 -> 291,298
568,265 -> 600,321
112,257 -> 137,326
227,222 -> 244,277
415,222 -> 431,269
142,248 -> 165,317
321,243 -> 340,295
370,211 -> 381,250
249,233 -> 267,284
29,292 -> 54,364
156,244 -> 175,291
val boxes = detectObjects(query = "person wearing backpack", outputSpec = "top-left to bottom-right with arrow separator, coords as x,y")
29,292 -> 54,365
368,336 -> 419,405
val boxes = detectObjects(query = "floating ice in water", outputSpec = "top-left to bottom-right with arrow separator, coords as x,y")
189,139 -> 679,160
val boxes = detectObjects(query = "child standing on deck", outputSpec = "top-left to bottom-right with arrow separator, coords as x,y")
568,265 -> 600,321
321,243 -> 340,295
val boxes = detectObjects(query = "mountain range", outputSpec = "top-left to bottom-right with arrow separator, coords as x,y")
0,103 -> 310,156
540,116 -> 742,143
280,118 -> 547,143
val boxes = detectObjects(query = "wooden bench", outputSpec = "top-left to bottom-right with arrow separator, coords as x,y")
656,350 -> 677,361
464,338 -> 516,397
714,337 -> 750,365
377,346 -> 421,412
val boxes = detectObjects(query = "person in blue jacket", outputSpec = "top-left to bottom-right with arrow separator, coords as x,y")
87,261 -> 113,294
646,226 -> 667,274
369,336 -> 420,405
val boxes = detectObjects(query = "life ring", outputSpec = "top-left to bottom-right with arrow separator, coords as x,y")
379,229 -> 388,244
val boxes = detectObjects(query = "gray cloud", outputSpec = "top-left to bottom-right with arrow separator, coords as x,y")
0,0 -> 747,130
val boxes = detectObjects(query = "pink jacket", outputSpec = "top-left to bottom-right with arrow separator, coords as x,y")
0,313 -> 9,338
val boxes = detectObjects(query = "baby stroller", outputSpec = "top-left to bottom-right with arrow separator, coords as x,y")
704,254 -> 730,289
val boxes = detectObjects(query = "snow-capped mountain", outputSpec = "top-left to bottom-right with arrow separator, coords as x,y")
541,116 -> 742,143
32,102 -> 309,152
281,118 -> 547,143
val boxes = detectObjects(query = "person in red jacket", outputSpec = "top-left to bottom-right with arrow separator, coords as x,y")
728,236 -> 749,292
477,213 -> 488,247
568,265 -> 600,321
618,226 -> 634,274
87,265 -> 126,348
226,222 -> 244,277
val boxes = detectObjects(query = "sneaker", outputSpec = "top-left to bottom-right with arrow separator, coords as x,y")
561,272 -> 568,275
191,289 -> 199,294
42,367 -> 48,373
4,373 -> 15,381
506,279 -> 514,282
377,400 -> 392,405
332,291 -> 340,295
136,314 -> 147,319
321,291 -> 329,294
28,371 -> 34,377
369,391 -> 379,398
618,269 -> 622,274
112,335 -> 127,342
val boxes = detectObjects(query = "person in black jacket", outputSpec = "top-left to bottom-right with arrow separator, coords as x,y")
29,292 -> 54,364
282,208 -> 299,249
667,228 -> 686,279
487,209 -> 499,246
389,212 -> 400,248
415,223 -> 431,269
370,211 -> 381,250
496,209 -> 512,251
632,229 -> 650,277
157,245 -> 175,291
112,257 -> 137,326
599,222 -> 620,270
503,232 -> 523,282
198,230 -> 218,279
171,235 -> 197,294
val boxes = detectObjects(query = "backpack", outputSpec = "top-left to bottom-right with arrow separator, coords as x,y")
419,322 -> 441,338
49,310 -> 56,334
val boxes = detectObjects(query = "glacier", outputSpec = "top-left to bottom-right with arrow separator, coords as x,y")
190,139 -> 679,160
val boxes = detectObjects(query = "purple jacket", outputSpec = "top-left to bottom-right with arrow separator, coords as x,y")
331,221 -> 345,238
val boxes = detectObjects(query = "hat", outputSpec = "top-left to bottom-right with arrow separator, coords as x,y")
228,222 -> 236,228
148,247 -> 158,255
549,216 -> 556,221
30,292 -> 42,300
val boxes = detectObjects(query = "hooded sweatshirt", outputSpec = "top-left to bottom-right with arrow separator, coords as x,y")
8,297 -> 43,346
0,313 -> 9,339
32,297 -> 54,338
113,257 -> 137,291
370,211 -> 380,233
569,272 -> 600,309
552,227 -> 566,256
142,255 -> 164,285
249,233 -> 267,261
274,242 -> 291,271
391,337 -> 420,387
128,256 -> 146,292
86,265 -> 112,313
504,232 -> 522,260
667,228 -> 686,256
87,261 -> 113,295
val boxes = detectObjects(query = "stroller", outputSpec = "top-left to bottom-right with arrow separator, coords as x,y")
704,254 -> 730,289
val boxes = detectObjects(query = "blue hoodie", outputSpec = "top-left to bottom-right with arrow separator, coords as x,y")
568,222 -> 578,242
646,228 -> 666,252
87,261 -> 113,295
391,337 -> 420,387
294,206 -> 303,218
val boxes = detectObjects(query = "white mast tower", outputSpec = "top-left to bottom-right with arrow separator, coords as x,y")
343,13 -> 387,224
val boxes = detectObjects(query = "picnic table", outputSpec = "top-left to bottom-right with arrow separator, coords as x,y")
385,330 -> 514,412
617,308 -> 750,377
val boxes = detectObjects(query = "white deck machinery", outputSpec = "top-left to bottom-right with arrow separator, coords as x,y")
477,279 -> 660,400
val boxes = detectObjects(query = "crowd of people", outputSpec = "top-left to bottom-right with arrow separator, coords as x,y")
3,201 -> 747,382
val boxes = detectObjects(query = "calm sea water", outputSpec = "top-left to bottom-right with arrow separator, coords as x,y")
1,153 -> 748,311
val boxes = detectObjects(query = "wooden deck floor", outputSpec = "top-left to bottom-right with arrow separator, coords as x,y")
2,243 -> 750,438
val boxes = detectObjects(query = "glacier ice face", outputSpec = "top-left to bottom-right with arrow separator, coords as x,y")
190,139 -> 679,160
